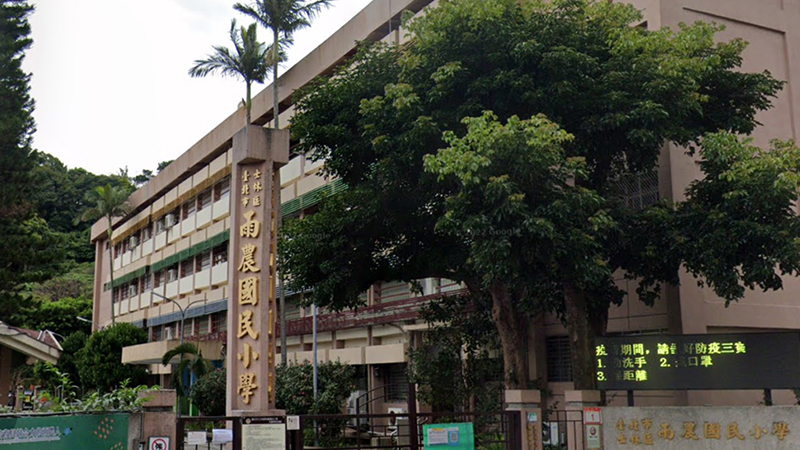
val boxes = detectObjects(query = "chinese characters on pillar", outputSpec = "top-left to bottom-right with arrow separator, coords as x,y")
233,166 -> 277,407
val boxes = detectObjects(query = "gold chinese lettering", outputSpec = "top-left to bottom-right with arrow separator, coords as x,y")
242,197 -> 250,207
704,422 -> 721,439
240,210 -> 261,238
750,424 -> 767,440
629,434 -> 641,445
617,433 -> 626,445
242,170 -> 250,183
254,169 -> 261,179
237,310 -> 260,340
239,277 -> 259,306
643,433 -> 653,445
253,196 -> 261,207
237,342 -> 260,369
681,422 -> 699,440
238,244 -> 260,273
238,373 -> 257,404
241,184 -> 250,196
253,181 -> 263,192
629,420 -> 639,431
657,423 -> 675,441
772,422 -> 789,441
726,422 -> 745,440
642,419 -> 652,431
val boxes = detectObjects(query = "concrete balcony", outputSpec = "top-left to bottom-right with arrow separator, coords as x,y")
122,339 -> 224,365
212,197 -> 229,222
154,232 -> 167,251
179,275 -> 194,296
211,262 -> 228,286
165,281 -> 178,299
328,347 -> 365,365
196,208 -> 212,229
195,268 -> 211,290
365,343 -> 407,364
141,238 -> 154,257
181,215 -> 196,237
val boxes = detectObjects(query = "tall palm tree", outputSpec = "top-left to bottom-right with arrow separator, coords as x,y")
189,19 -> 280,125
79,184 -> 131,326
162,343 -> 212,406
233,0 -> 333,129
234,0 -> 332,366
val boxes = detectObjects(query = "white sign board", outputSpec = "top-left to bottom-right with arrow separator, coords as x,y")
585,407 -> 603,425
149,437 -> 169,450
186,431 -> 207,445
603,406 -> 799,449
287,415 -> 300,431
242,423 -> 286,450
586,424 -> 602,450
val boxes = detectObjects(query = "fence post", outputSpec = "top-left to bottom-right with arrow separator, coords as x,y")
505,390 -> 542,450
564,390 -> 600,450
408,382 -> 419,450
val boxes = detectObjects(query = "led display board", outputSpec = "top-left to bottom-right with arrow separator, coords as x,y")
595,332 -> 800,390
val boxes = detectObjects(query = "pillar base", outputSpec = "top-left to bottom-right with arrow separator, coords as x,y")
505,390 -> 542,450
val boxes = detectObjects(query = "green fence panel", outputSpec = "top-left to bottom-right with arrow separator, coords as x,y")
0,413 -> 129,449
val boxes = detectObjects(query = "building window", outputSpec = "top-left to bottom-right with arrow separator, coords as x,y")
211,311 -> 227,333
182,199 -> 196,220
151,326 -> 162,342
156,216 -> 167,234
181,258 -> 194,278
166,264 -> 179,283
384,363 -> 408,401
198,189 -> 212,211
615,170 -> 659,211
214,176 -> 231,201
142,224 -> 153,242
112,287 -> 121,304
197,316 -> 210,336
546,336 -> 573,382
129,232 -> 140,250
142,274 -> 152,292
154,269 -> 165,288
197,250 -> 211,272
213,244 -> 228,265
128,281 -> 138,297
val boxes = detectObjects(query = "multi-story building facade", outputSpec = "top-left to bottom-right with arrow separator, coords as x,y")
91,0 -> 800,411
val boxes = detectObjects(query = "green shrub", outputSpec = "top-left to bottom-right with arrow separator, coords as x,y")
190,368 -> 226,416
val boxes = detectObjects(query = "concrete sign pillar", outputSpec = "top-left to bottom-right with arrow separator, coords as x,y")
226,125 -> 289,416
506,390 -> 543,450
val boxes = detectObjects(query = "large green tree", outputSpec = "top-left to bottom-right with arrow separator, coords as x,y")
189,19 -> 279,125
0,1 -> 64,310
282,0 -> 794,390
76,323 -> 148,392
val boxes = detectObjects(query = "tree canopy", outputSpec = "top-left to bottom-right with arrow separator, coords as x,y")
76,323 -> 148,392
282,0 -> 796,390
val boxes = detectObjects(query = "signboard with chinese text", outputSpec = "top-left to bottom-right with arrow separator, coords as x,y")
242,417 -> 285,450
595,332 -> 800,390
227,126 -> 289,415
0,413 -> 128,449
602,406 -> 799,449
423,423 -> 475,450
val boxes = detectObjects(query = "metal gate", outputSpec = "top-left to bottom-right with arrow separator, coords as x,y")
177,411 -> 522,450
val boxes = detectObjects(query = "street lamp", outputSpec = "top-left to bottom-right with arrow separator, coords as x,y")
150,292 -> 208,347
76,316 -> 101,331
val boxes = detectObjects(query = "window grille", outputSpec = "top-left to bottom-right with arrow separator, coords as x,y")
615,170 -> 659,211
197,251 -> 211,272
198,189 -> 212,211
546,336 -> 573,382
214,176 -> 231,201
213,244 -> 228,265
181,258 -> 194,278
384,363 -> 409,401
211,311 -> 227,333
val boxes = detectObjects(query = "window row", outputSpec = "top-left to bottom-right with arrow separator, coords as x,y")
113,176 -> 231,258
149,311 -> 228,342
111,243 -> 228,303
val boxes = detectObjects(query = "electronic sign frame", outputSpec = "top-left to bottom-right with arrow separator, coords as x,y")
595,332 -> 800,391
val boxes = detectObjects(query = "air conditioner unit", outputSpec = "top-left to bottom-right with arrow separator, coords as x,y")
165,214 -> 176,228
129,235 -> 138,248
165,328 -> 174,340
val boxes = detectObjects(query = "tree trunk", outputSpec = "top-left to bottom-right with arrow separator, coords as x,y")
107,220 -> 116,326
246,81 -> 252,125
273,28 -> 280,129
488,283 -> 529,389
563,283 -> 595,390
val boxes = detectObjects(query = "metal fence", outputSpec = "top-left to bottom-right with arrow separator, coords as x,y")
177,411 -> 521,450
292,411 -> 521,450
543,409 -> 585,450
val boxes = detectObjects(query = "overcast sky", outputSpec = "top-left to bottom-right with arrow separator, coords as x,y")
23,0 -> 373,176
